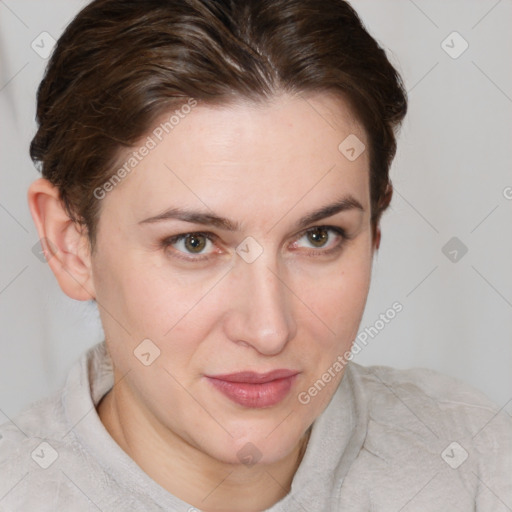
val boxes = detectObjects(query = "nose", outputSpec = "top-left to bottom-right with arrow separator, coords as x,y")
223,255 -> 297,356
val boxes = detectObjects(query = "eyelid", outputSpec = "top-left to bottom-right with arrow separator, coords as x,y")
289,225 -> 348,254
293,224 -> 348,242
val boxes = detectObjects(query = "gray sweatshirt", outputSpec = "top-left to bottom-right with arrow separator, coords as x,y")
1,341 -> 511,511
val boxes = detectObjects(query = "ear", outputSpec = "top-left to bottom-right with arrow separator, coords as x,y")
372,182 -> 392,251
374,225 -> 382,250
27,178 -> 96,301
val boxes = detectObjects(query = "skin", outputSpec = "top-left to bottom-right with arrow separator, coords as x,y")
28,91 -> 380,512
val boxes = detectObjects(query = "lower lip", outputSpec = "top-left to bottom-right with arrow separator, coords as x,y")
206,375 -> 297,408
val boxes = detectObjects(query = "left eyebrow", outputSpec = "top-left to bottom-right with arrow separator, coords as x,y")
293,195 -> 364,230
138,195 -> 364,231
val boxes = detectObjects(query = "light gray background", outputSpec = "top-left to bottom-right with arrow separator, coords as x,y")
1,0 -> 511,420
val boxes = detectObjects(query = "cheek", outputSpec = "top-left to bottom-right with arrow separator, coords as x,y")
295,243 -> 373,337
291,247 -> 372,410
96,255 -> 227,376
94,243 -> 211,334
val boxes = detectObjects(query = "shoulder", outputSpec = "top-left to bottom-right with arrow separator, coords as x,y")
0,388 -> 68,460
349,361 -> 501,415
347,361 -> 511,441
340,362 -> 512,509
0,391 -> 77,510
0,344 -> 110,511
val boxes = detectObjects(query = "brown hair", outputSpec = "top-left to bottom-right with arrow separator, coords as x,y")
30,0 -> 407,250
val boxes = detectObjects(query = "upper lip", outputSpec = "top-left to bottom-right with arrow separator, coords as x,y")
206,369 -> 299,384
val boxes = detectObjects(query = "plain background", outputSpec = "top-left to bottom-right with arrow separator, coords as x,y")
1,0 -> 511,421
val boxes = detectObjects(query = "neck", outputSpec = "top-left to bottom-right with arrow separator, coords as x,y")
97,380 -> 311,512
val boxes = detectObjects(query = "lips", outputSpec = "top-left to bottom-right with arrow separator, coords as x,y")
205,369 -> 299,408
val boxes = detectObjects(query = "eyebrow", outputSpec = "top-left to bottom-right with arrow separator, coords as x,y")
138,195 -> 364,231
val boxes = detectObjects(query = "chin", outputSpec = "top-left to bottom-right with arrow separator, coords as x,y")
202,422 -> 306,467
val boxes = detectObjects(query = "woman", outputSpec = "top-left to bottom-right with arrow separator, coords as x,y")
1,0 -> 510,510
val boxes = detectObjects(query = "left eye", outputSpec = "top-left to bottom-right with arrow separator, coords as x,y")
292,226 -> 345,252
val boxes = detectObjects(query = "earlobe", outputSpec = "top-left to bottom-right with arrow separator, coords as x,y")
374,225 -> 382,251
373,182 -> 392,251
27,178 -> 96,301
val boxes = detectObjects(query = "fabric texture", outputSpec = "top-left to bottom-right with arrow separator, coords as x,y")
1,341 -> 511,511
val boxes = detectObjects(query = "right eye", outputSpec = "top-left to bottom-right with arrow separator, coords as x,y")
161,232 -> 219,261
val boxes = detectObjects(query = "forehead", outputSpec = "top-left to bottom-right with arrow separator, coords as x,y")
101,92 -> 370,229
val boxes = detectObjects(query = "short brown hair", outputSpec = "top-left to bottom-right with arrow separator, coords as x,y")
30,0 -> 407,249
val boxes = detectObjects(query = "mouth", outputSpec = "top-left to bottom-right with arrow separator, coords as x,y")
205,370 -> 300,408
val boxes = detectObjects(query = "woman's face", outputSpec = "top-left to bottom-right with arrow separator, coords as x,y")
90,92 -> 375,465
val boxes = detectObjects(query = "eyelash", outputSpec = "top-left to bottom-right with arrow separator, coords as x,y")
160,225 -> 350,263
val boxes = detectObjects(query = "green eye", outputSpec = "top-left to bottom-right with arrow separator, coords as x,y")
305,227 -> 330,247
294,226 -> 346,252
181,233 -> 209,253
164,232 -> 216,259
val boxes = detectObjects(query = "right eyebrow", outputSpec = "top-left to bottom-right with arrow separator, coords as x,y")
138,208 -> 241,231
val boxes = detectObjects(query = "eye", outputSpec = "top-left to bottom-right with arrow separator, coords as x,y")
161,225 -> 349,263
162,232 -> 218,261
291,226 -> 347,255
